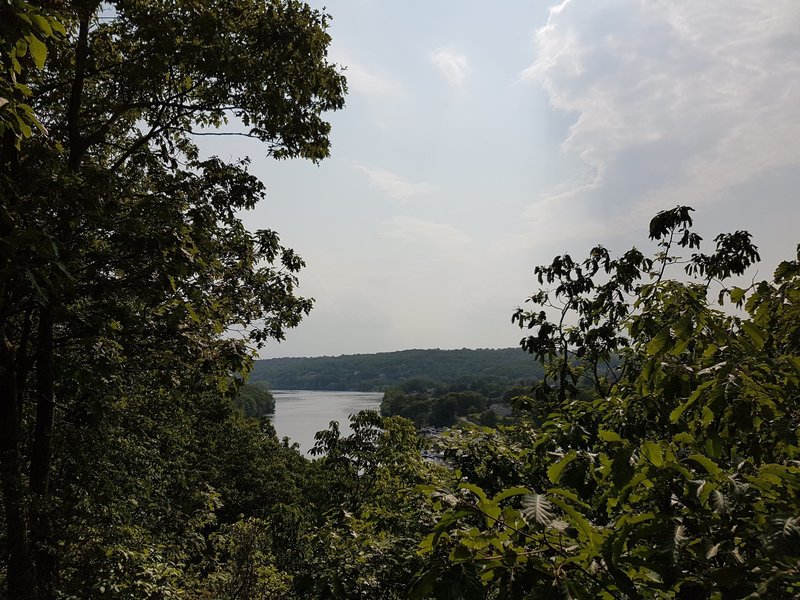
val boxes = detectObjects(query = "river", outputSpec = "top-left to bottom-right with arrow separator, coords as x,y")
268,390 -> 383,454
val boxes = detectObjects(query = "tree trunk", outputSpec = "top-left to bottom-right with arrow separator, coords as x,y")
0,337 -> 35,599
31,308 -> 56,597
31,309 -> 55,496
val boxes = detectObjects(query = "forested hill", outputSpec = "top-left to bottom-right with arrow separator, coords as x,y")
249,347 -> 543,390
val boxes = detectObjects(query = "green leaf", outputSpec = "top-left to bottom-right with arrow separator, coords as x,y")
702,343 -> 719,360
663,461 -> 692,479
674,314 -> 694,338
599,429 -> 626,443
646,328 -> 670,356
740,321 -> 765,349
668,404 -> 684,424
547,488 -> 591,508
641,441 -> 663,467
788,355 -> 800,376
50,19 -> 66,35
459,482 -> 487,502
704,436 -> 723,459
670,379 -> 715,423
623,511 -> 656,526
15,38 -> 28,58
729,287 -> 746,305
548,450 -> 577,484
26,34 -> 47,69
492,486 -> 531,504
451,543 -> 471,560
688,453 -> 720,475
30,14 -> 53,37
17,117 -> 32,138
549,496 -> 594,541
476,499 -> 501,526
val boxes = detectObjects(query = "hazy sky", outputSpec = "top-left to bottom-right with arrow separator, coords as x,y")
214,0 -> 800,358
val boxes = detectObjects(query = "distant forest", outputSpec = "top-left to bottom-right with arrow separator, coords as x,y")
249,347 -> 544,390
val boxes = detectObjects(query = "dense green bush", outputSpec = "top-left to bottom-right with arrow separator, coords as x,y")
414,208 -> 800,599
235,382 -> 276,417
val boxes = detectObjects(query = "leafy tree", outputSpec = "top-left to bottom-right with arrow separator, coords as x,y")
236,382 -> 276,417
202,518 -> 295,600
381,389 -> 433,427
381,386 -> 497,429
299,412 -> 444,599
415,207 -> 800,599
0,0 -> 345,596
428,395 -> 458,428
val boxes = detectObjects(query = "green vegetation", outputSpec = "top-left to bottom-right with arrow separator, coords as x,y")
413,207 -> 800,598
250,347 -> 543,391
2,2 -> 799,598
235,382 -> 276,417
380,380 -> 526,428
0,1 -> 345,596
0,2 -> 65,144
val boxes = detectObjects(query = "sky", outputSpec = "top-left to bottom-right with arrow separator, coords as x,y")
214,0 -> 800,358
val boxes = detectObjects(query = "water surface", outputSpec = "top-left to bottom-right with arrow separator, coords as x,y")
269,390 -> 383,454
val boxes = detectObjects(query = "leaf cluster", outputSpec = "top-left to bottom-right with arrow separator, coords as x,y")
416,209 -> 800,599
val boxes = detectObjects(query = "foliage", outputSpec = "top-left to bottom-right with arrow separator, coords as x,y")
381,385 -> 510,429
202,518 -> 295,600
0,0 -> 345,597
5,4 -> 796,599
250,347 -> 543,391
235,382 -> 276,417
0,0 -> 65,143
414,207 -> 800,599
289,411 -> 446,599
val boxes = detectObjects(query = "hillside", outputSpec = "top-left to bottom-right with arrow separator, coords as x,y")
249,347 -> 543,391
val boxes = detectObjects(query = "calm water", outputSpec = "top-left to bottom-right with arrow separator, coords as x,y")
269,390 -> 383,454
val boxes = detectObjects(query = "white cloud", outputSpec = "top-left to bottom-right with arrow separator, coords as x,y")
431,48 -> 469,86
382,216 -> 472,249
521,0 -> 800,236
355,165 -> 435,201
328,49 -> 404,98
343,60 -> 404,97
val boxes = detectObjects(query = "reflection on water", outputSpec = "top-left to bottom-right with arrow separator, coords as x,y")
268,390 -> 383,454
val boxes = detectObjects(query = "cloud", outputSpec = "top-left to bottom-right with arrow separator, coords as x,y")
355,165 -> 435,201
328,49 -> 404,98
431,48 -> 469,86
382,216 -> 472,249
520,0 -> 800,235
343,60 -> 403,97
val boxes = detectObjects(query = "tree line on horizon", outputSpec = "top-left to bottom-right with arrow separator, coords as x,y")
249,347 -> 544,391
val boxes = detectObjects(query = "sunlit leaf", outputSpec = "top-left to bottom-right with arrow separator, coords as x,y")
521,493 -> 554,527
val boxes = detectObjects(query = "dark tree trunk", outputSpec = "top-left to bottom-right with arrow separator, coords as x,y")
0,337 -> 35,599
31,309 -> 55,496
31,308 -> 57,597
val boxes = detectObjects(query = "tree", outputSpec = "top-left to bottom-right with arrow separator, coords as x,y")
415,207 -> 800,599
301,412 -> 442,599
0,1 -> 345,596
236,382 -> 277,417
